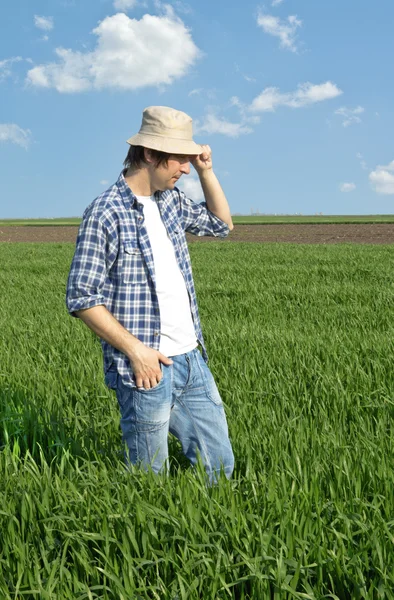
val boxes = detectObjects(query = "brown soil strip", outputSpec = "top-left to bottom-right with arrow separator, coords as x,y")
1,224 -> 394,244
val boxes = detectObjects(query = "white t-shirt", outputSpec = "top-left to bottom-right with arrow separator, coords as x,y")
136,195 -> 198,357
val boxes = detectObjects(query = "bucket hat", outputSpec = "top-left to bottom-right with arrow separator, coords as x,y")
127,106 -> 203,155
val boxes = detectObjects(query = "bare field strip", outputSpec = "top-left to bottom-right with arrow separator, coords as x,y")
1,223 -> 394,244
1,215 -> 394,227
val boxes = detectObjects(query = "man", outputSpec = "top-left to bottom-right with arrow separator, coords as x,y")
66,106 -> 234,481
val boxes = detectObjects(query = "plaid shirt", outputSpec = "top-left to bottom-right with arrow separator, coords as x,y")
66,170 -> 230,388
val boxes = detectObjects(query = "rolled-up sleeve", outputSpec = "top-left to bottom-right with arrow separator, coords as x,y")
66,215 -> 108,317
177,189 -> 230,237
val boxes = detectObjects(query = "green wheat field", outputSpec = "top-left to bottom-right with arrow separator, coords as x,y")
1,241 -> 394,599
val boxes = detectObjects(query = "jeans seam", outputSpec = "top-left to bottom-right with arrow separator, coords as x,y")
145,431 -> 152,463
134,417 -> 170,431
193,350 -> 222,405
170,362 -> 174,408
177,398 -> 212,472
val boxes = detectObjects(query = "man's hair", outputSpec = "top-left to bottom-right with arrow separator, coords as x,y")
123,145 -> 170,170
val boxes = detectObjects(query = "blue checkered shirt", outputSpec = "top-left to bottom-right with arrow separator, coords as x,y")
66,170 -> 230,388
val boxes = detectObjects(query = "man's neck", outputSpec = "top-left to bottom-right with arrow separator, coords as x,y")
124,168 -> 156,197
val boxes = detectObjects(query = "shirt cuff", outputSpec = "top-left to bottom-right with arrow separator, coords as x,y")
66,295 -> 106,317
205,206 -> 230,237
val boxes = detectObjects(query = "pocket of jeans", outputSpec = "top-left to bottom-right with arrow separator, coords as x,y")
122,241 -> 148,284
195,352 -> 223,406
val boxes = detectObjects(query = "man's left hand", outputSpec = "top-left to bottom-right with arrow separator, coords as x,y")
191,144 -> 212,174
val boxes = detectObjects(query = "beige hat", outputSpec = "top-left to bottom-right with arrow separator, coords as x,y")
127,106 -> 203,156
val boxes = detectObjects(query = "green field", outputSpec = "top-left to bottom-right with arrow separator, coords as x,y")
0,218 -> 82,226
1,242 -> 394,598
1,214 -> 394,226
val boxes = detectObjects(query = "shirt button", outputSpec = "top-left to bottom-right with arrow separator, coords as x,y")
154,331 -> 159,336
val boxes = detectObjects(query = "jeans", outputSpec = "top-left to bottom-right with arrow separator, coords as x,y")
105,347 -> 234,481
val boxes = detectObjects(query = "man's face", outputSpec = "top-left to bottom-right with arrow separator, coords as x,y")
151,154 -> 195,191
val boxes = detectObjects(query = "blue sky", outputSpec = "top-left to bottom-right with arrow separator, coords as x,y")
1,0 -> 393,217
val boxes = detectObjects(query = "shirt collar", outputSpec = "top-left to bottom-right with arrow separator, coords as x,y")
116,169 -> 137,209
116,169 -> 162,208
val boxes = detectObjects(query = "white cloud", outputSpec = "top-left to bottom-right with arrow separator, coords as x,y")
287,82 -> 342,107
34,15 -> 54,31
197,82 -> 340,141
257,13 -> 302,52
171,1 -> 193,15
335,106 -> 364,127
272,0 -> 285,5
356,152 -> 368,171
249,87 -> 285,112
194,114 -> 253,138
229,96 -> 261,126
230,95 -> 241,106
0,57 -> 22,81
179,175 -> 204,201
26,12 -> 200,93
339,182 -> 356,192
234,62 -> 257,83
188,88 -> 217,100
100,179 -> 109,185
0,124 -> 32,149
113,0 -> 137,11
369,160 -> 394,195
249,81 -> 342,112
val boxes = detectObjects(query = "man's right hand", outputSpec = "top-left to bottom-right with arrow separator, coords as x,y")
129,342 -> 174,390
74,306 -> 173,390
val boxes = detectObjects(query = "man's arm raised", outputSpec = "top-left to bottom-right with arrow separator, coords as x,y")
191,144 -> 234,230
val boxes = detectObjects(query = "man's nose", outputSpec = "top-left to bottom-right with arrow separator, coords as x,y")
180,162 -> 190,175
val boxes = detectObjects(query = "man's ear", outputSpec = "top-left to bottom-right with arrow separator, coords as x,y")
143,148 -> 154,164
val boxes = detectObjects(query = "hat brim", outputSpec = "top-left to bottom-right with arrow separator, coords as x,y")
126,133 -> 203,156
